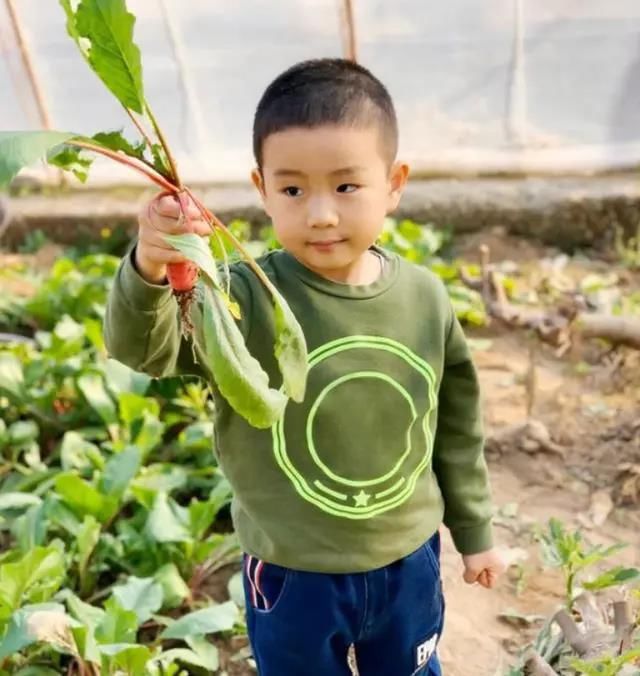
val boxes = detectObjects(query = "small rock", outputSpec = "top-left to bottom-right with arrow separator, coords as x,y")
589,489 -> 614,526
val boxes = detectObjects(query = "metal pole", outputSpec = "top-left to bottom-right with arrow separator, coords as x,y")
4,0 -> 54,129
340,0 -> 358,62
506,0 -> 527,146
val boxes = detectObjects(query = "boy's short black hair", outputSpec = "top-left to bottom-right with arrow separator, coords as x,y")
253,58 -> 398,167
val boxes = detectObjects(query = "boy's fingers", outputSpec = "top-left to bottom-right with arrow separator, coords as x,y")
152,201 -> 209,235
193,220 -> 212,237
463,568 -> 479,584
139,195 -> 210,240
477,569 -> 497,589
153,194 -> 179,218
155,193 -> 201,220
463,566 -> 500,587
140,243 -> 186,264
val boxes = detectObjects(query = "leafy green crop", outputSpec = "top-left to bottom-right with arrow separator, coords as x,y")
0,320 -> 243,671
536,518 -> 634,607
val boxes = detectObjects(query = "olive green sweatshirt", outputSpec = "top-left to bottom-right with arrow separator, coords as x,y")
104,246 -> 493,573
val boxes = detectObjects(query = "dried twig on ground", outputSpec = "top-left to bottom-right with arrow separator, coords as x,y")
460,245 -> 640,351
522,593 -> 639,675
523,650 -> 558,676
486,419 -> 565,458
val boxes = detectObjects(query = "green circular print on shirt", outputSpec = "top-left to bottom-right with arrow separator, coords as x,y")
271,335 -> 438,519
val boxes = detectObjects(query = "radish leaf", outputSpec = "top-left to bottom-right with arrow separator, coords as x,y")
92,130 -> 146,161
48,145 -> 93,182
271,289 -> 308,402
252,274 -> 308,402
74,0 -> 145,114
151,143 -> 173,179
0,131 -> 78,187
201,283 -> 287,429
59,0 -> 90,63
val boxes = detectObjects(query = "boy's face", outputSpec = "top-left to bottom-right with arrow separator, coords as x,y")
252,125 -> 409,282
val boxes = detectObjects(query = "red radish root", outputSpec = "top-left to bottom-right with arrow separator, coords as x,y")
167,191 -> 200,334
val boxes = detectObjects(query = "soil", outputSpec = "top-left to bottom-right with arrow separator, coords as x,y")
2,236 -> 639,675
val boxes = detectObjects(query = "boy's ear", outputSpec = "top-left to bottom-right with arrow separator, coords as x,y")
251,168 -> 271,215
386,161 -> 410,214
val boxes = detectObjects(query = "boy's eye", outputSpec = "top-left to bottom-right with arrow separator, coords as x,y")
282,186 -> 303,197
337,183 -> 359,193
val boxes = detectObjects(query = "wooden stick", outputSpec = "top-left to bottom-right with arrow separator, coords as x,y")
341,0 -> 358,62
553,609 -> 590,656
578,314 -> 640,350
4,0 -> 54,129
613,600 -> 634,652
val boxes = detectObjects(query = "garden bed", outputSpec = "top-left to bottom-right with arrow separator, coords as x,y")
1,225 -> 638,675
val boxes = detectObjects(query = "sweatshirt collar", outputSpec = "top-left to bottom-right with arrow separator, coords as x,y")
278,246 -> 398,299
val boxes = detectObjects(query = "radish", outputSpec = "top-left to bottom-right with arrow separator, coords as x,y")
165,191 -> 200,330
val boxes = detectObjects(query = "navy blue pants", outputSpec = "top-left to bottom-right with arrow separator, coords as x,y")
243,532 -> 444,675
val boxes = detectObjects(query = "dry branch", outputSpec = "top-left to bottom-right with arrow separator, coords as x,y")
523,650 -> 558,676
523,594 -> 639,675
486,419 -> 565,458
460,246 -> 640,351
578,314 -> 640,350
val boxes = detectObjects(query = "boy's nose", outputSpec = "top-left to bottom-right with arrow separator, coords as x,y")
306,198 -> 338,229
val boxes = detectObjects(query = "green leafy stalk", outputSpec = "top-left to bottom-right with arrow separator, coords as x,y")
201,283 -> 288,429
162,234 -> 220,288
60,0 -> 174,177
0,132 -> 176,191
69,139 -> 176,191
1,0 -> 310,429
145,103 -> 181,186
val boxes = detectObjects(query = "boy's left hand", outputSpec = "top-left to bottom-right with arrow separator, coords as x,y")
462,547 -> 506,589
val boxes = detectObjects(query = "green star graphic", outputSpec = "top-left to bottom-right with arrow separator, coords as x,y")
353,490 -> 371,507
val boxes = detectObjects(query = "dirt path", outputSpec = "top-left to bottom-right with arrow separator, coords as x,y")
438,333 -> 639,676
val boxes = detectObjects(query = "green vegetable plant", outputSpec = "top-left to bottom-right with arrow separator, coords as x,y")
535,518 -> 638,608
1,330 -> 244,673
615,225 -> 640,270
508,519 -> 640,675
0,0 -> 307,429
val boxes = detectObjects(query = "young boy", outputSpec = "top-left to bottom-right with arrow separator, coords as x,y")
105,58 -> 504,675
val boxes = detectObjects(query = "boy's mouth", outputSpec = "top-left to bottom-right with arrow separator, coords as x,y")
307,238 -> 346,252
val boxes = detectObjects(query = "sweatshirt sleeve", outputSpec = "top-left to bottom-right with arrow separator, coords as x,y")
103,244 -> 209,379
432,307 -> 494,555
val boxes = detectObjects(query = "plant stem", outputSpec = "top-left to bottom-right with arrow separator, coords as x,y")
185,188 -> 275,291
124,107 -> 155,149
567,570 -> 575,608
144,101 -> 182,188
69,140 -> 177,192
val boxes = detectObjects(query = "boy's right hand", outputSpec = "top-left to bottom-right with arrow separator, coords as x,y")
135,192 -> 210,284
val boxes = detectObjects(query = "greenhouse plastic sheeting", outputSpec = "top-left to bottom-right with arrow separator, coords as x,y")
1,0 -> 640,183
